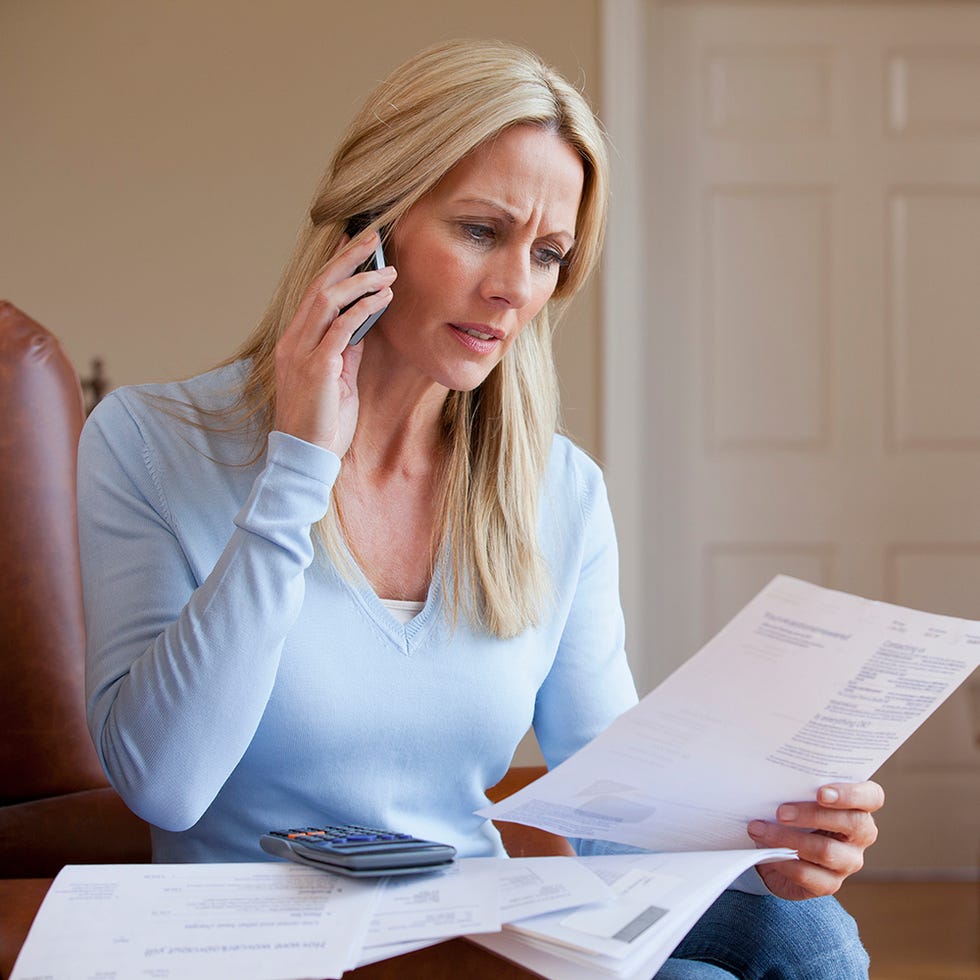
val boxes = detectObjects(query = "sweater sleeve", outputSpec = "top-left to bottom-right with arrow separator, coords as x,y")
79,394 -> 340,831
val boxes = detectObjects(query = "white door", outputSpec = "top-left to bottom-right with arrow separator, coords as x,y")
603,0 -> 980,874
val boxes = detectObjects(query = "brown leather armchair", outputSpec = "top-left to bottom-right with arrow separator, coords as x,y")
0,301 -> 151,877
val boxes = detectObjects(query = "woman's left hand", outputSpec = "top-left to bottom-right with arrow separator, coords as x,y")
746,780 -> 884,901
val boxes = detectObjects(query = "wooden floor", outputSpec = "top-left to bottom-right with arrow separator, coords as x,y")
837,880 -> 979,980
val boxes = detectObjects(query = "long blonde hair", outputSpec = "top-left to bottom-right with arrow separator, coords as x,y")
233,39 -> 609,638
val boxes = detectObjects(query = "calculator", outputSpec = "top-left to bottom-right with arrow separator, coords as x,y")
260,824 -> 457,877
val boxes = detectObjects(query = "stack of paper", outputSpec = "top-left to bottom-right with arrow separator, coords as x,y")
472,848 -> 793,979
11,849 -> 791,979
9,856 -> 616,979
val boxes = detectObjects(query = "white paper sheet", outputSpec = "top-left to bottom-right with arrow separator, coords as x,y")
497,854 -> 616,923
472,848 -> 794,980
11,856 -> 618,979
10,863 -> 379,980
354,854 -> 614,968
362,858 -> 500,951
479,576 -> 980,852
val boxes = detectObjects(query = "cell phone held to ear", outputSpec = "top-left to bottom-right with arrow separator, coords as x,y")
341,214 -> 388,345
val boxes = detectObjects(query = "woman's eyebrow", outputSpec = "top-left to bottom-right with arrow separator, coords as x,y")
453,197 -> 576,243
454,197 -> 517,221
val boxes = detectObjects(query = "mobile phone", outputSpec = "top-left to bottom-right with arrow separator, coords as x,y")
341,214 -> 388,345
260,823 -> 457,878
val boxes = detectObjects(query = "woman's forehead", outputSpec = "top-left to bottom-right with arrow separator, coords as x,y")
431,126 -> 584,237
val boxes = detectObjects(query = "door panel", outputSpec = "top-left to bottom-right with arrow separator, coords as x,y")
638,0 -> 980,873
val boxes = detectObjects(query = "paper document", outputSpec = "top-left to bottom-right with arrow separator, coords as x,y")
479,575 -> 980,852
10,862 -> 379,980
12,857 -> 617,979
355,854 -> 614,968
496,854 -> 616,922
363,858 -> 501,951
471,847 -> 794,980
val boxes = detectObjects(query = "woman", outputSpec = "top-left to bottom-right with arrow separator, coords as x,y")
80,39 -> 880,978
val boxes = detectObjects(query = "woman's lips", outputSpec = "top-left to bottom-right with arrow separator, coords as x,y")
449,323 -> 502,352
458,326 -> 494,340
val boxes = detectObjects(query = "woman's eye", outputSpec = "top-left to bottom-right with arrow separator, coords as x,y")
533,247 -> 569,270
461,223 -> 495,244
457,222 -> 568,271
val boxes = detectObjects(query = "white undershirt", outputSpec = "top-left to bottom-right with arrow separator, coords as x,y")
380,598 -> 425,623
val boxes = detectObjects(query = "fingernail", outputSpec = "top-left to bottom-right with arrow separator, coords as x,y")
777,804 -> 798,822
747,820 -> 765,838
819,787 -> 839,804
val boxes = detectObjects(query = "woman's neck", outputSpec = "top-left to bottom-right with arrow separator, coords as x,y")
337,394 -> 447,603
350,357 -> 449,475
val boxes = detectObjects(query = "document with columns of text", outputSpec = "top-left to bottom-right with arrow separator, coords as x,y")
480,575 -> 980,852
10,856 -> 614,980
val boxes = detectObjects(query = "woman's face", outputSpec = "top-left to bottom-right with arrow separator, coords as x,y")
371,124 -> 585,393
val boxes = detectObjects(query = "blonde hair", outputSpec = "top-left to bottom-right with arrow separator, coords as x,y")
233,39 -> 609,638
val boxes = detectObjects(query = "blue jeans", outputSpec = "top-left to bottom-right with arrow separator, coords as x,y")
654,891 -> 869,979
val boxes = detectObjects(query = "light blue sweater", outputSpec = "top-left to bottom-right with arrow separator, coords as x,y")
78,361 -> 639,863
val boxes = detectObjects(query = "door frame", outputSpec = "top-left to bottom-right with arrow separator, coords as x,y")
600,0 -> 654,692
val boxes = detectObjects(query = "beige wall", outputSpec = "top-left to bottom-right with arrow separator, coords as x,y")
0,0 -> 604,455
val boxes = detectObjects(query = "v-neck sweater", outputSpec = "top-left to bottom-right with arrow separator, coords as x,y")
78,361 -> 639,863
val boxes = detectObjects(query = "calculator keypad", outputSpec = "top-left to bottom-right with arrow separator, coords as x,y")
269,825 -> 417,848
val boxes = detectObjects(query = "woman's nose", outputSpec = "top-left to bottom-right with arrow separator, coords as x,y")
481,249 -> 533,309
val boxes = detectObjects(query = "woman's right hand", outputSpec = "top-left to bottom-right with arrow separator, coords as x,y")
273,232 -> 396,456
